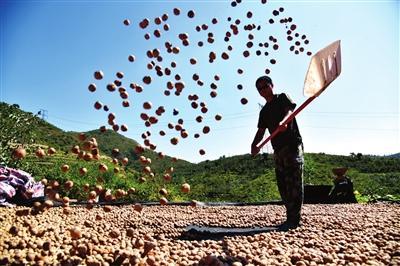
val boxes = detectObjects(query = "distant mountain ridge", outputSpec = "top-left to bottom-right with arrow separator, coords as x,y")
0,102 -> 192,173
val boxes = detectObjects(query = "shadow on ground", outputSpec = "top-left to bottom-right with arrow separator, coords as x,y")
179,224 -> 285,241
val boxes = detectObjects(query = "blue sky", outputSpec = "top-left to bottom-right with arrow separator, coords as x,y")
1,0 -> 399,163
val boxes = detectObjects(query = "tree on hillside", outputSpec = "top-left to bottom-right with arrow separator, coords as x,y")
0,102 -> 38,167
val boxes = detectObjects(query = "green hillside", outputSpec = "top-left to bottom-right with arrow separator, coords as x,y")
0,102 -> 191,171
1,102 -> 399,203
171,152 -> 400,202
83,129 -> 192,173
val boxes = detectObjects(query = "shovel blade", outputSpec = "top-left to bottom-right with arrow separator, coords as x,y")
304,40 -> 342,97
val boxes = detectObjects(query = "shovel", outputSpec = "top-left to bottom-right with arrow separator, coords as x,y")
256,40 -> 342,152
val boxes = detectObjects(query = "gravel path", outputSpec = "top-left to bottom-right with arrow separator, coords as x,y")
1,203 -> 399,265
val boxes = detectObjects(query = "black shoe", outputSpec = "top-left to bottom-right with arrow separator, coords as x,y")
278,221 -> 300,231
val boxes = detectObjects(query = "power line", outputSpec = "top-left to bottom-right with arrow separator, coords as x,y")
213,124 -> 398,132
46,111 -> 257,128
301,125 -> 398,132
308,111 -> 398,114
38,109 -> 48,120
48,115 -> 99,126
45,110 -> 399,132
302,112 -> 398,118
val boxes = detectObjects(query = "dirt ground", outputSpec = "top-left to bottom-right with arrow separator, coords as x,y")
0,203 -> 399,265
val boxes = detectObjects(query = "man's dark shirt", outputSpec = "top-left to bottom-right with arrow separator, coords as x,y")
258,93 -> 302,152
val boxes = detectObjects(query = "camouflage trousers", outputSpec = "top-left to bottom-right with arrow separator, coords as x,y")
274,143 -> 304,224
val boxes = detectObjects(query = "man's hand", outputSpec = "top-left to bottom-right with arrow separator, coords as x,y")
251,145 -> 260,156
277,121 -> 288,132
277,108 -> 292,133
251,128 -> 265,157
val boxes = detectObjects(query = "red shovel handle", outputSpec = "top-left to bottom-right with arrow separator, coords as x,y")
256,96 -> 316,150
